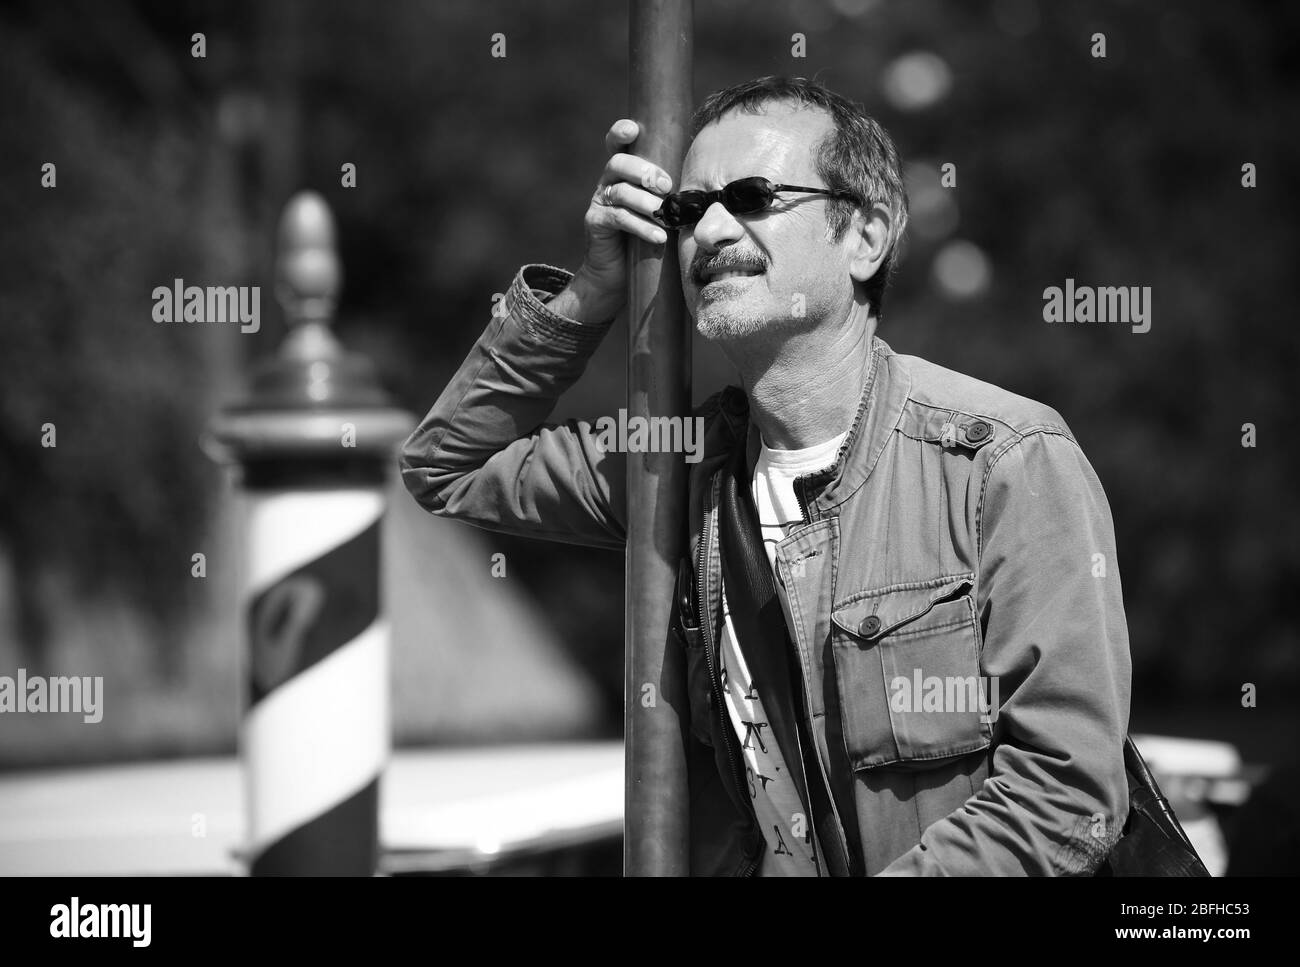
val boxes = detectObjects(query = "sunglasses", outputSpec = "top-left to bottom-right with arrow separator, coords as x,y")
653,176 -> 859,229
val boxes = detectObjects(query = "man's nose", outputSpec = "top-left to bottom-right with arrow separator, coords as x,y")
691,201 -> 744,253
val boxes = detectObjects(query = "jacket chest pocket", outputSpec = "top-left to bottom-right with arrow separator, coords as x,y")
830,574 -> 992,770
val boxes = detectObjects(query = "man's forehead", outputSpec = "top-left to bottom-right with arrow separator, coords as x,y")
681,102 -> 832,188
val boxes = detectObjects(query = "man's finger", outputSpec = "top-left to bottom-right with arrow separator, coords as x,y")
603,204 -> 667,245
604,152 -> 673,195
604,118 -> 640,155
593,181 -> 666,219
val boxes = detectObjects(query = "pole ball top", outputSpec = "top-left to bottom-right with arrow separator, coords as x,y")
207,189 -> 414,462
276,191 -> 342,326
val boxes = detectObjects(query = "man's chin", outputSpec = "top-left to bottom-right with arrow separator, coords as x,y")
693,309 -> 769,341
693,300 -> 802,341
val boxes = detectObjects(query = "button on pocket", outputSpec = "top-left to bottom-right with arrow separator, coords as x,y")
964,420 -> 992,444
858,615 -> 882,637
830,574 -> 992,770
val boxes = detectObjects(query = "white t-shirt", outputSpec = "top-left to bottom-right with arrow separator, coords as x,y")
718,430 -> 847,876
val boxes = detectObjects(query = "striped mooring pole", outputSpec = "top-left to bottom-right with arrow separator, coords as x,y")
209,192 -> 413,875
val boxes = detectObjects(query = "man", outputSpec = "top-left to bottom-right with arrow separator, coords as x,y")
401,75 -> 1132,876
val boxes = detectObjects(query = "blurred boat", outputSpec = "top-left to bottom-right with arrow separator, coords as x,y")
0,742 -> 623,876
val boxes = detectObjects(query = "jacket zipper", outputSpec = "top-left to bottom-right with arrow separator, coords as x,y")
794,477 -> 812,525
699,471 -> 759,877
790,622 -> 855,876
786,476 -> 858,876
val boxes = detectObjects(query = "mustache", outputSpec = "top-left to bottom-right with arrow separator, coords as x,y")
691,250 -> 767,285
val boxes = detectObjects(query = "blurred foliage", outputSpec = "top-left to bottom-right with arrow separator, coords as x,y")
0,0 -> 1297,743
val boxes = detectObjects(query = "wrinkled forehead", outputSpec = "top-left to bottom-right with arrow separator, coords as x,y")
681,102 -> 834,191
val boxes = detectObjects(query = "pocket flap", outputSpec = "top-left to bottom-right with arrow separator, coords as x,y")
831,573 -> 974,641
829,572 -> 989,771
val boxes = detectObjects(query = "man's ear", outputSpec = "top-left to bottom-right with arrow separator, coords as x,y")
847,202 -> 893,287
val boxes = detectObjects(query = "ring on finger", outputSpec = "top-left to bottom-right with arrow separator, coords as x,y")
600,184 -> 617,206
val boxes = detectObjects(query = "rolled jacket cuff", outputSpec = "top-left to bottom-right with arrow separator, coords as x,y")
507,263 -> 614,352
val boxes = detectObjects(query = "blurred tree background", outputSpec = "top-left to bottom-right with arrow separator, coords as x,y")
0,0 -> 1296,766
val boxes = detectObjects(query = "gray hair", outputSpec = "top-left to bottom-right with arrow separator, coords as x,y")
690,75 -> 909,315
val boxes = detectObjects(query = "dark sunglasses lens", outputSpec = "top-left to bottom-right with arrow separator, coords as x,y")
659,193 -> 706,228
723,178 -> 775,215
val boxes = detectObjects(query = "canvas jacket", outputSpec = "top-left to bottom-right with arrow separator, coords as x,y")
400,263 -> 1133,876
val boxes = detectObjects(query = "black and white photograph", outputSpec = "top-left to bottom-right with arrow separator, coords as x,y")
0,0 -> 1293,943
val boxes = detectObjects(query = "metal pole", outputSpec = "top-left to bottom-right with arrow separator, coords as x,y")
209,192 -> 413,875
625,0 -> 694,876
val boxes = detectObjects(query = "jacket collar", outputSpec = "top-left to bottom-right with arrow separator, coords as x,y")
720,334 -> 908,516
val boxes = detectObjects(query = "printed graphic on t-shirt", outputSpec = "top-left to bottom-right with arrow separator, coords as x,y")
717,430 -> 846,877
719,588 -> 820,876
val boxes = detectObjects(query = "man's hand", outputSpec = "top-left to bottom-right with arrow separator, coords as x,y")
551,119 -> 674,324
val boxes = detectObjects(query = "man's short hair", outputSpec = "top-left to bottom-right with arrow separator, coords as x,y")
690,75 -> 909,316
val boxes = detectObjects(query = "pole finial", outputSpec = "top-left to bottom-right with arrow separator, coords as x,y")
276,190 -> 341,329
209,188 -> 413,459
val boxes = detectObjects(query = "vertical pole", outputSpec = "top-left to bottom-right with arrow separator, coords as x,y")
625,0 -> 694,876
209,192 -> 413,875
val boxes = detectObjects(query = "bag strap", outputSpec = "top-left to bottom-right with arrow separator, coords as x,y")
716,443 -> 861,875
1123,735 -> 1201,855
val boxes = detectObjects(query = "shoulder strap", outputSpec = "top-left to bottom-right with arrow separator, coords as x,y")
717,442 -> 861,875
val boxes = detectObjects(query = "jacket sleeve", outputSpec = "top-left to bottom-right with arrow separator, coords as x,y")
878,428 -> 1132,876
399,263 -> 628,549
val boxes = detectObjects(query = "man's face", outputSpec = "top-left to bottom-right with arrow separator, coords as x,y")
677,103 -> 858,342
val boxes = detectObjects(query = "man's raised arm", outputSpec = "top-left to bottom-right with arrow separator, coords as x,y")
399,119 -> 674,550
399,262 -> 629,548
